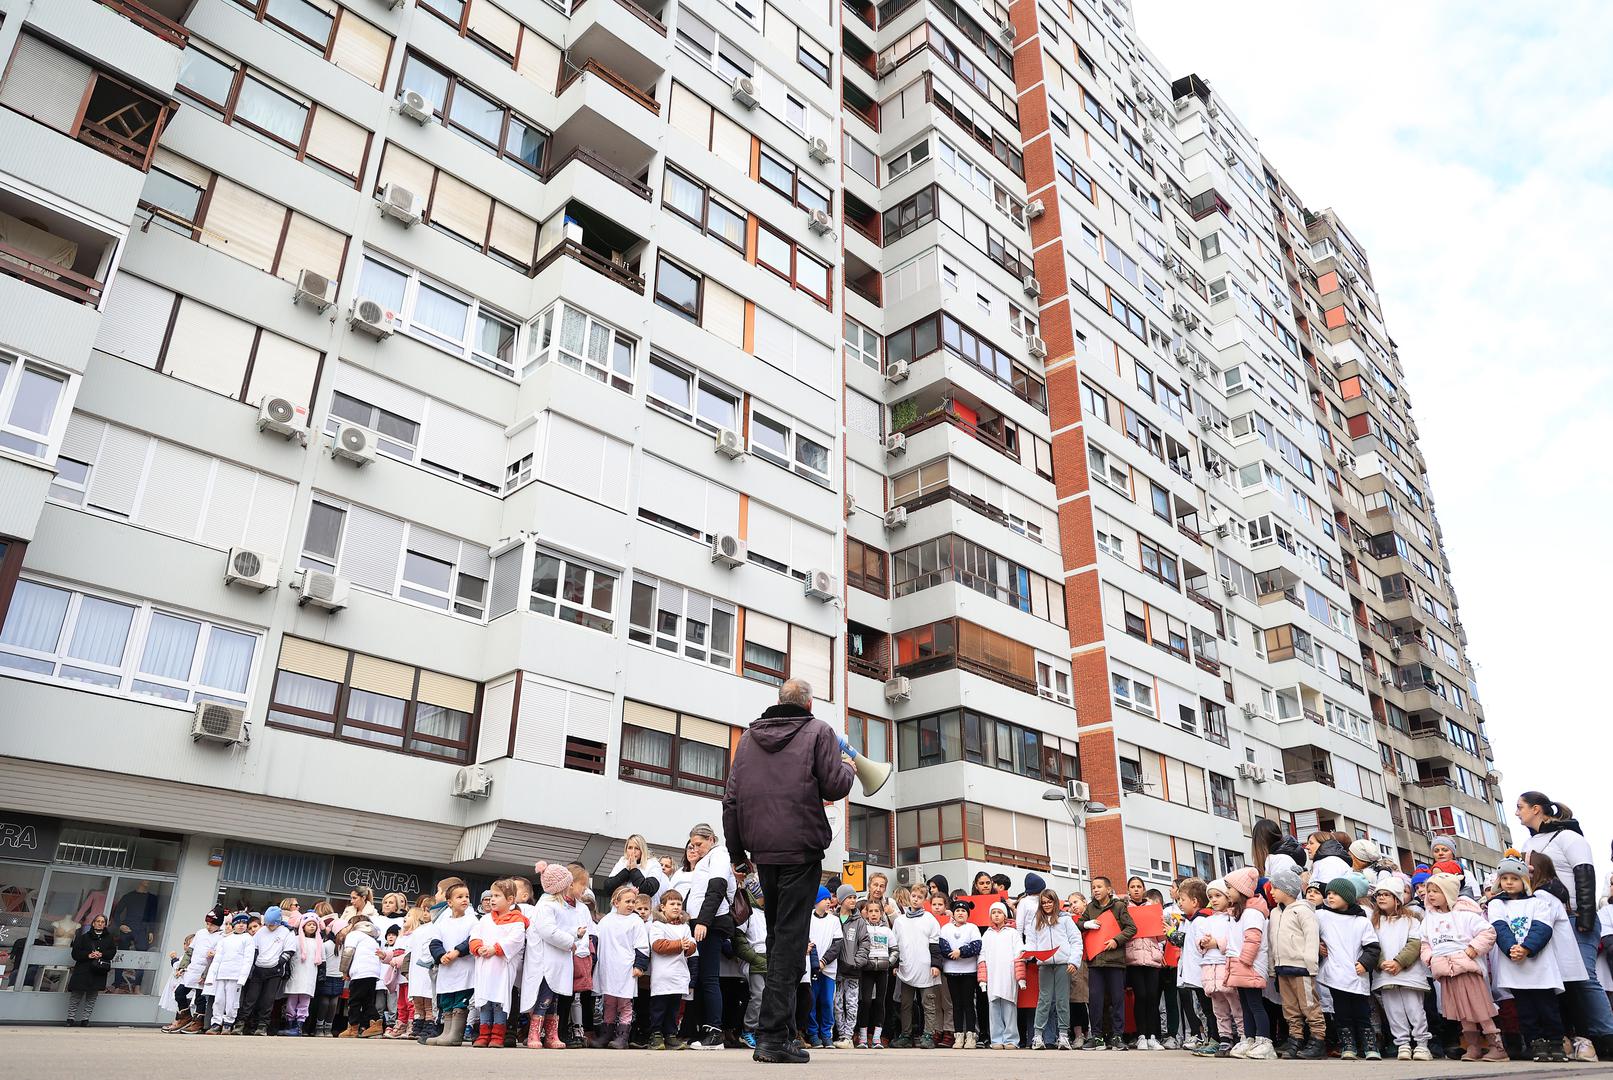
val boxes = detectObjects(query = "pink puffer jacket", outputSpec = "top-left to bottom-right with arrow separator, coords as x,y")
1420,898 -> 1495,980
1123,902 -> 1164,967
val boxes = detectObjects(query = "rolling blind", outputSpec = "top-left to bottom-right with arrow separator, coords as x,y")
0,34 -> 92,132
329,11 -> 391,87
710,111 -> 751,173
515,30 -> 560,90
429,173 -> 492,244
276,213 -> 345,284
349,654 -> 415,699
94,275 -> 174,368
278,637 -> 349,682
489,202 -> 536,265
200,178 -> 284,272
164,300 -> 254,398
305,107 -> 367,178
466,0 -> 519,57
701,281 -> 744,347
245,332 -> 320,406
378,143 -> 435,200
668,83 -> 711,144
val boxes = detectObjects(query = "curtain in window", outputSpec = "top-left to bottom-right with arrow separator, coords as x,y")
0,580 -> 70,652
271,670 -> 338,712
67,596 -> 135,666
201,627 -> 256,693
664,171 -> 704,220
138,613 -> 200,680
412,284 -> 470,343
622,725 -> 671,768
413,703 -> 468,742
679,740 -> 725,793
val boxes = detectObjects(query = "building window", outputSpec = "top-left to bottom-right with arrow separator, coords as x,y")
627,575 -> 736,670
646,354 -> 740,434
0,355 -> 70,462
620,701 -> 732,798
524,301 -> 635,391
844,317 -> 881,371
847,803 -> 892,864
1112,671 -> 1154,716
354,253 -> 524,377
396,51 -> 548,175
847,711 -> 888,762
529,549 -> 616,633
740,612 -> 833,698
1209,772 -> 1237,819
846,537 -> 889,597
654,259 -> 702,322
747,405 -> 832,486
266,636 -> 477,762
0,578 -> 259,708
661,165 -> 747,253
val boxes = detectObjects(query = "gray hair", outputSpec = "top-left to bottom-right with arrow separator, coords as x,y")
688,823 -> 718,843
779,678 -> 813,708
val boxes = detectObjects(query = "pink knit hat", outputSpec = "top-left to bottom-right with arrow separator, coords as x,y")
1224,867 -> 1259,900
535,860 -> 574,896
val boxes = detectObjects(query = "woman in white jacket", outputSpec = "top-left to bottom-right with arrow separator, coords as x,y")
1020,889 -> 1080,1049
522,861 -> 590,1049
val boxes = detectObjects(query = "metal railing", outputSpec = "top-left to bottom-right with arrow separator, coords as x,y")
0,240 -> 105,305
543,145 -> 650,200
533,239 -> 645,293
558,56 -> 660,114
94,0 -> 188,46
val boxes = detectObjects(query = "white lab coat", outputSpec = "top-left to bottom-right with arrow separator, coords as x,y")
346,928 -> 390,982
1316,909 -> 1376,995
285,936 -> 330,997
211,931 -> 255,982
431,911 -> 479,995
594,910 -> 650,999
1487,894 -> 1566,991
978,925 -> 1022,1002
180,927 -> 218,989
649,921 -> 693,997
894,912 -> 941,987
470,912 -> 527,1009
1370,914 -> 1428,990
521,897 -> 588,1008
408,918 -> 439,996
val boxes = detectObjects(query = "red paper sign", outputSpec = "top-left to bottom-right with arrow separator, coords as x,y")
1131,902 -> 1165,939
966,890 -> 1011,927
1081,909 -> 1121,961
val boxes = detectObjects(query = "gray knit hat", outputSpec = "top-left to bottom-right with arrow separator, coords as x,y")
835,884 -> 858,903
1496,855 -> 1530,880
1268,867 -> 1303,899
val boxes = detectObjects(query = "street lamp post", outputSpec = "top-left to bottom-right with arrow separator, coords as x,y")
1042,788 -> 1108,888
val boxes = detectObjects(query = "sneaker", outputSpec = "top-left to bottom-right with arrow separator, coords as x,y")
753,1041 -> 811,1064
1150,1036 -> 1166,1050
1246,1037 -> 1277,1060
1229,1037 -> 1253,1058
1572,1038 -> 1597,1063
1412,1044 -> 1433,1061
1112,1038 -> 1130,1051
1192,1040 -> 1220,1057
871,1039 -> 885,1049
1216,1040 -> 1236,1058
665,1036 -> 688,1051
1031,1036 -> 1046,1050
1083,1037 -> 1107,1051
1396,1044 -> 1412,1061
919,1034 -> 935,1049
690,1029 -> 725,1051
1161,1035 -> 1179,1050
833,1038 -> 853,1050
853,1037 -> 868,1049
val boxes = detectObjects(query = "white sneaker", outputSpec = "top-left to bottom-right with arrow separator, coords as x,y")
1573,1037 -> 1597,1063
1150,1037 -> 1166,1050
1056,1035 -> 1072,1051
1396,1044 -> 1412,1061
1162,1035 -> 1180,1050
1181,1036 -> 1200,1051
1031,1037 -> 1045,1050
1246,1037 -> 1277,1060
1228,1037 -> 1253,1058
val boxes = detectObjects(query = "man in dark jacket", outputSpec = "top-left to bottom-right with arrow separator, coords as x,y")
723,679 -> 854,1064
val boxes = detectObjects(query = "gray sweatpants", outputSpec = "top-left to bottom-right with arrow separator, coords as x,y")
835,974 -> 860,1039
1380,985 -> 1429,1046
743,972 -> 766,1030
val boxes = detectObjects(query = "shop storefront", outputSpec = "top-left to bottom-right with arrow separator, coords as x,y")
214,843 -> 448,916
1,814 -> 182,1024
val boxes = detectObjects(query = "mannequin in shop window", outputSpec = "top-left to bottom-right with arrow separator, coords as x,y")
111,881 -> 159,951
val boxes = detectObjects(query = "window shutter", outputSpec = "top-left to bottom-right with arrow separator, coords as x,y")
200,178 -> 284,272
701,280 -> 744,347
429,173 -> 492,244
94,275 -> 174,368
623,700 -> 676,734
417,670 -> 477,712
752,307 -> 792,368
276,213 -> 344,284
405,522 -> 460,564
339,505 -> 405,592
567,688 -> 609,742
788,627 -> 833,700
467,0 -> 520,57
278,636 -> 348,682
305,107 -> 367,179
744,611 -> 788,654
516,675 -> 567,764
478,675 -> 516,760
746,500 -> 789,563
153,149 -> 211,189
0,35 -> 93,132
86,425 -> 150,516
334,362 -> 425,423
243,474 -> 294,552
638,454 -> 704,531
418,401 -> 504,489
200,461 -> 255,550
350,654 -> 415,699
515,30 -> 560,90
488,547 -> 522,619
163,300 -> 254,398
763,5 -> 797,57
138,440 -> 209,540
710,111 -> 751,173
681,715 -> 729,748
378,143 -> 435,199
330,11 -> 392,88
796,334 -> 833,385
791,519 -> 833,576
668,82 -> 711,144
489,202 -> 536,266
846,391 -> 881,440
60,413 -> 105,462
245,332 -> 320,406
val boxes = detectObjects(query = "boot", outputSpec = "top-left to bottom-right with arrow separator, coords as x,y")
1460,1031 -> 1484,1061
1360,1026 -> 1381,1061
339,1019 -> 361,1038
1275,1035 -> 1298,1059
589,1023 -> 613,1049
526,1017 -> 545,1049
1481,1031 -> 1509,1062
428,1009 -> 467,1046
415,1019 -> 433,1045
1296,1034 -> 1325,1060
180,1018 -> 204,1034
488,1022 -> 507,1049
360,1020 -> 384,1039
543,1014 -> 566,1050
610,1023 -> 631,1050
1338,1026 -> 1357,1060
163,1009 -> 192,1032
473,1023 -> 493,1048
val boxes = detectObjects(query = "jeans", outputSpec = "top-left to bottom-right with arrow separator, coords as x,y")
1238,986 -> 1271,1039
478,1001 -> 507,1027
693,916 -> 730,1034
756,859 -> 819,1048
1034,962 -> 1070,1038
988,997 -> 1019,1046
1088,966 -> 1125,1039
809,973 -> 834,1042
1571,921 -> 1613,1036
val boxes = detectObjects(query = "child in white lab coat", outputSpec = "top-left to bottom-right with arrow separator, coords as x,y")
209,914 -> 254,1034
591,885 -> 651,1049
976,901 -> 1025,1048
522,860 -> 590,1049
647,889 -> 698,1050
469,878 -> 528,1049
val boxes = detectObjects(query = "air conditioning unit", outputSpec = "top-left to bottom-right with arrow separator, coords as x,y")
451,764 -> 493,800
895,864 -> 926,888
1141,127 -> 1156,144
293,268 -> 335,311
1219,574 -> 1236,595
883,675 -> 912,703
710,532 -> 747,568
191,701 -> 248,745
881,360 -> 911,384
298,570 -> 349,611
1149,101 -> 1166,120
1190,362 -> 1208,380
1025,198 -> 1045,219
1213,522 -> 1230,538
1206,101 -> 1220,118
714,428 -> 744,458
883,432 -> 906,456
1377,672 -> 1392,686
731,75 -> 758,108
1240,702 -> 1258,720
803,569 -> 837,602
1161,179 -> 1179,199
1197,414 -> 1213,430
257,394 -> 308,441
1066,779 -> 1091,801
1236,762 -> 1267,782
808,136 -> 833,164
1171,303 -> 1192,325
348,296 -> 395,338
875,54 -> 896,77
399,88 -> 435,123
1172,344 -> 1191,362
996,20 -> 1015,44
882,507 -> 908,529
224,547 -> 279,591
1022,273 -> 1041,298
1026,335 -> 1048,359
331,423 -> 376,466
1224,148 -> 1238,167
806,208 -> 834,236
377,182 -> 422,226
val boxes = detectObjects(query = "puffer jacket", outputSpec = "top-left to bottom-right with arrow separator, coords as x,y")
1021,912 -> 1081,966
1420,897 -> 1496,980
1226,906 -> 1268,989
1123,901 -> 1164,967
1271,833 -> 1308,868
1081,894 -> 1136,968
1310,839 -> 1351,889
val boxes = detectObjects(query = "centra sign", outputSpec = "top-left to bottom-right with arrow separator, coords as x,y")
331,858 -> 429,897
0,812 -> 61,862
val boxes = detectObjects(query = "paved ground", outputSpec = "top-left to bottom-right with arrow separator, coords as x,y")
2,1028 -> 1610,1079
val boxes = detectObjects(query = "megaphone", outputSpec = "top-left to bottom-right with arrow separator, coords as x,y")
841,739 -> 893,796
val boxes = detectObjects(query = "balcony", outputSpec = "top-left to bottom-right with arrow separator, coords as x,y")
569,0 -> 667,35
93,0 -> 191,46
893,384 -> 1022,466
543,145 -> 651,201
558,55 -> 659,115
533,201 -> 646,294
0,189 -> 119,306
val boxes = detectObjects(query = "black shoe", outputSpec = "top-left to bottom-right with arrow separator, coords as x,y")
1275,1037 -> 1298,1059
754,1041 -> 811,1064
1296,1036 -> 1326,1060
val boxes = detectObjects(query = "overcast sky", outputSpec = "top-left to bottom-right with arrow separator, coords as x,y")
1134,1 -> 1613,880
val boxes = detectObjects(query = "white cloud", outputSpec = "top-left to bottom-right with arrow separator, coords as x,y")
1134,0 -> 1613,870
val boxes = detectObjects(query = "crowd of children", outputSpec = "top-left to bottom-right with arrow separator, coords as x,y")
143,828 -> 1613,1064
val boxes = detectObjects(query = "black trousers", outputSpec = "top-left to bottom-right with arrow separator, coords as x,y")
946,973 -> 977,1033
1512,988 -> 1564,1043
239,967 -> 285,1029
346,976 -> 379,1030
1128,966 -> 1162,1037
757,860 -> 821,1048
1089,966 -> 1125,1038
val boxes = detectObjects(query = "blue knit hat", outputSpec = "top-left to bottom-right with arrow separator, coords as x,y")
816,885 -> 832,904
230,912 -> 251,927
1023,872 -> 1047,896
263,905 -> 284,927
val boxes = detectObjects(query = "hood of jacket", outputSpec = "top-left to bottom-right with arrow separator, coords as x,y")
748,702 -> 816,753
1533,817 -> 1584,838
1451,896 -> 1483,915
1314,838 -> 1350,863
1272,834 -> 1308,868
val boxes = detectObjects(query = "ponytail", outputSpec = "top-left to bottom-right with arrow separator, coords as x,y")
1519,791 -> 1571,822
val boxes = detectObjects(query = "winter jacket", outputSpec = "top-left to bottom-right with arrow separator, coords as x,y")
1081,894 -> 1136,968
1310,838 -> 1351,889
1526,818 -> 1597,930
840,915 -> 868,977
722,702 -> 855,867
1123,901 -> 1165,967
1226,906 -> 1268,988
69,927 -> 116,993
1269,899 -> 1319,975
855,919 -> 899,972
1271,833 -> 1308,868
1420,898 -> 1495,980
1020,912 -> 1081,967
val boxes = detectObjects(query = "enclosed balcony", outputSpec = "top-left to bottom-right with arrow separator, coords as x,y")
93,0 -> 192,46
1282,746 -> 1334,788
891,382 -> 1022,467
533,200 -> 646,294
0,188 -> 119,306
